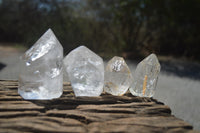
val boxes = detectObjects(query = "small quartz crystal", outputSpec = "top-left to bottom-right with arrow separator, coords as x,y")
129,54 -> 160,97
63,46 -> 104,96
18,29 -> 63,99
104,56 -> 132,96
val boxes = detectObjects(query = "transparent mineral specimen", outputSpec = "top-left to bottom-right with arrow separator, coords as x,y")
104,56 -> 132,96
129,54 -> 160,97
63,46 -> 104,96
18,29 -> 63,99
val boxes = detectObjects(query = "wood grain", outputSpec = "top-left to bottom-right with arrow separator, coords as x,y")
0,80 -> 198,133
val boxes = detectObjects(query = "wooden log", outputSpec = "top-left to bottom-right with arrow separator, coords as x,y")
0,80 -> 198,133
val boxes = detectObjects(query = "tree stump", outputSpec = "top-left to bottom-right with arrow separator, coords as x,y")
0,80 -> 197,133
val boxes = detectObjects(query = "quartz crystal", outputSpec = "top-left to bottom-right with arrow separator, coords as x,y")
18,29 -> 63,99
63,46 -> 104,96
104,56 -> 132,96
129,54 -> 160,97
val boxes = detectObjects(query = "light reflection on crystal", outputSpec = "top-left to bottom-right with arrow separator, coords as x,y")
18,29 -> 63,99
63,46 -> 104,97
129,54 -> 160,97
104,56 -> 132,96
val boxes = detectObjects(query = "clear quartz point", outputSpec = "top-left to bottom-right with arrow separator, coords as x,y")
18,29 -> 63,99
104,56 -> 132,96
63,46 -> 104,97
129,54 -> 160,97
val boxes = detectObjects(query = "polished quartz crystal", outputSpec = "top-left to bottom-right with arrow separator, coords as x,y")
18,29 -> 63,99
104,56 -> 132,96
129,54 -> 160,97
63,46 -> 104,96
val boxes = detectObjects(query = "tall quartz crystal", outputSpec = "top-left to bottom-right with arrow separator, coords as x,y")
129,54 -> 160,97
104,56 -> 132,96
18,29 -> 63,99
63,46 -> 104,96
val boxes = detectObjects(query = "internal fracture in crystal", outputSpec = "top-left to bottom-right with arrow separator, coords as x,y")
18,29 -> 63,99
63,46 -> 104,97
129,54 -> 160,97
104,56 -> 132,96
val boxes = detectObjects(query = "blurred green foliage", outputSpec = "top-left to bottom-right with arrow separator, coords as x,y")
0,0 -> 200,60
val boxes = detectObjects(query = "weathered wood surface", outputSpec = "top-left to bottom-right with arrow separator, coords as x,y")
0,80 -> 197,133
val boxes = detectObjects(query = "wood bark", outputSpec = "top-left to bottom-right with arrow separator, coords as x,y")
0,80 -> 198,133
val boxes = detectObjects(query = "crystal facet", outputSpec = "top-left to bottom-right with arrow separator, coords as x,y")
104,56 -> 132,96
63,46 -> 104,96
18,29 -> 63,99
129,54 -> 160,97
